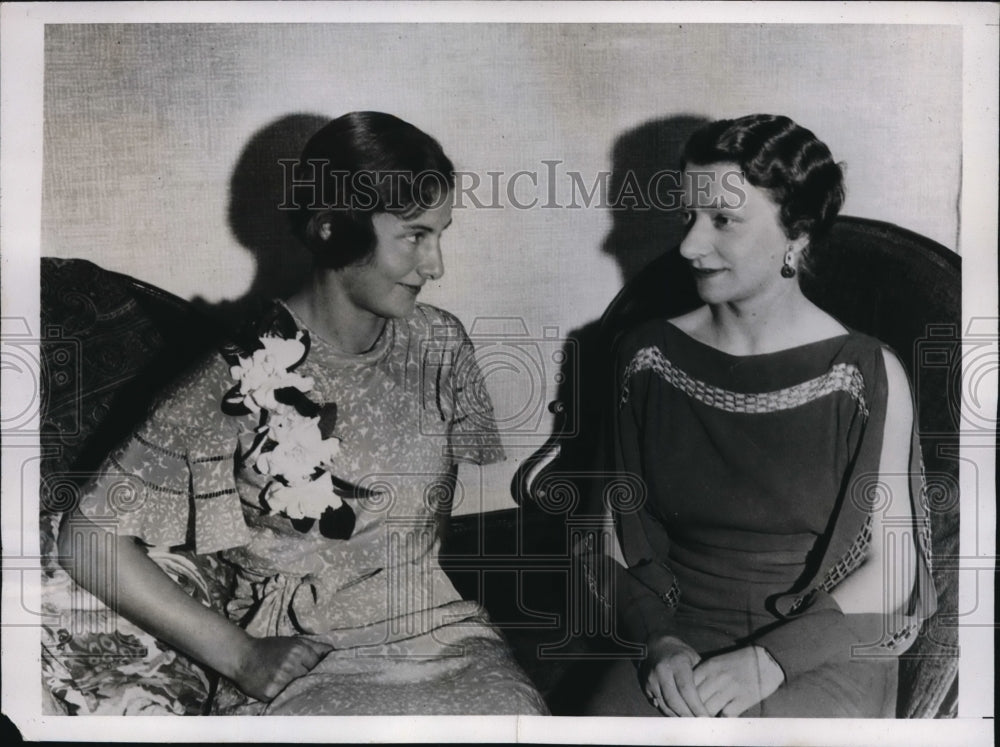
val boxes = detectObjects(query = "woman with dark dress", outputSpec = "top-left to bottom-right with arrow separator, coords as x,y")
57,112 -> 547,715
583,114 -> 935,718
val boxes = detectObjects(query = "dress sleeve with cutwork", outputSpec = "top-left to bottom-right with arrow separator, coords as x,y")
752,345 -> 936,680
610,329 -> 685,646
74,353 -> 253,554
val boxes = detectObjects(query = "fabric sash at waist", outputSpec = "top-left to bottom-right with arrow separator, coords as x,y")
226,562 -> 469,649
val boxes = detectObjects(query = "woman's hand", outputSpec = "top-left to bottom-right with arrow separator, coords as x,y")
693,646 -> 785,717
230,635 -> 334,702
640,634 -> 711,716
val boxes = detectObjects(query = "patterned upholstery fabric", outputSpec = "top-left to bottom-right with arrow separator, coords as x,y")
40,258 -> 230,715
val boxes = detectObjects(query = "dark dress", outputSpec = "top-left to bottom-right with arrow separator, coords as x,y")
585,320 -> 935,717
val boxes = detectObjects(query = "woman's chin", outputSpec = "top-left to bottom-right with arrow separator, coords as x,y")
383,295 -> 418,318
694,288 -> 727,306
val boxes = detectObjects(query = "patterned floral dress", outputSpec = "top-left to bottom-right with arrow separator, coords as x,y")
74,301 -> 548,715
588,320 -> 935,717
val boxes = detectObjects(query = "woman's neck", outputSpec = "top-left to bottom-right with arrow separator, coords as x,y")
685,284 -> 837,356
285,274 -> 386,355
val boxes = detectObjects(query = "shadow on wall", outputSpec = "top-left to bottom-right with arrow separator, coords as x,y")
602,114 -> 710,286
192,113 -> 710,507
191,113 -> 329,332
45,115 -> 331,476
550,114 -> 709,497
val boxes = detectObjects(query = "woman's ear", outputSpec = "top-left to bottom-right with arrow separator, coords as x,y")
304,212 -> 336,248
316,218 -> 334,242
789,233 -> 809,262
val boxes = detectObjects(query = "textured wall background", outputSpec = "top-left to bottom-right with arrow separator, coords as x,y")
41,23 -> 963,513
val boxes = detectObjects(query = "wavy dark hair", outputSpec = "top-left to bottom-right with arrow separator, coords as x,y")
683,114 -> 845,256
288,111 -> 455,269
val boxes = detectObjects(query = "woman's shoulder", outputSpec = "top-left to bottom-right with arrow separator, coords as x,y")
779,301 -> 891,362
411,302 -> 464,327
618,316 -> 677,354
616,308 -> 711,369
409,302 -> 471,343
616,307 -> 894,389
665,305 -> 710,337
837,329 -> 893,356
146,349 -> 240,435
156,351 -> 231,402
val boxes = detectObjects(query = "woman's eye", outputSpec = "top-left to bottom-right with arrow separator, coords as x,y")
679,210 -> 693,225
405,233 -> 425,245
712,214 -> 732,228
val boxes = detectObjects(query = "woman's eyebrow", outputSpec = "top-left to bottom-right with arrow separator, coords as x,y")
400,218 -> 453,231
682,200 -> 736,211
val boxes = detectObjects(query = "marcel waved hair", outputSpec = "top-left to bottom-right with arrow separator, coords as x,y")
289,111 -> 455,269
683,114 -> 845,250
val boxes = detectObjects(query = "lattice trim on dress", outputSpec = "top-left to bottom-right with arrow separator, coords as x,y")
782,513 -> 919,650
580,554 -> 611,612
788,513 -> 874,616
880,623 -> 920,651
793,454 -> 935,627
579,557 -> 680,613
788,513 -> 922,652
620,346 -> 869,417
916,460 -> 934,575
660,577 -> 681,609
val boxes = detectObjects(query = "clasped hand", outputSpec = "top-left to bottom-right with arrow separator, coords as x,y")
231,635 -> 334,702
641,636 -> 784,717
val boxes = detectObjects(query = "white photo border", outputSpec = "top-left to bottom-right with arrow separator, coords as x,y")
2,2 -> 996,744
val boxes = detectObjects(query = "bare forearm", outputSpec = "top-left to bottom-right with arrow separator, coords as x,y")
831,490 -> 916,619
57,514 -> 251,681
830,555 -> 913,618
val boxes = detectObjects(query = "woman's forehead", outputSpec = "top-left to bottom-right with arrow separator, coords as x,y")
682,163 -> 748,209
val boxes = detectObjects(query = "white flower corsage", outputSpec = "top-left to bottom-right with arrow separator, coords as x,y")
221,304 -> 367,539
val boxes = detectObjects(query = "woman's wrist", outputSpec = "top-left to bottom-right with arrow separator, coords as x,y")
752,645 -> 786,685
752,592 -> 863,681
645,633 -> 697,662
209,626 -> 256,683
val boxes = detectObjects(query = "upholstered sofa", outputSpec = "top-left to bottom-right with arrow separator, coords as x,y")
38,215 -> 960,716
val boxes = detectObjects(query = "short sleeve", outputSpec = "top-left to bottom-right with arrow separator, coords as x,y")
416,307 -> 505,466
446,322 -> 505,465
74,354 -> 253,554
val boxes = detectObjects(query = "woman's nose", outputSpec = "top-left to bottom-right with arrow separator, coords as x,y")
679,216 -> 708,260
418,240 -> 445,281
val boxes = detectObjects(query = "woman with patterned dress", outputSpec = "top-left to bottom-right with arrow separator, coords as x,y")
59,112 -> 547,715
583,115 -> 935,718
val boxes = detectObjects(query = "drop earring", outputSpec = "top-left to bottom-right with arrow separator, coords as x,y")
780,249 -> 796,278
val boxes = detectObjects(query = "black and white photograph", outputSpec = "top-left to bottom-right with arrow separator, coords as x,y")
1,2 -> 996,744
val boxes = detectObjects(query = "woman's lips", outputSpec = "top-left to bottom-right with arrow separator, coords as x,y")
691,267 -> 726,279
399,282 -> 422,295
